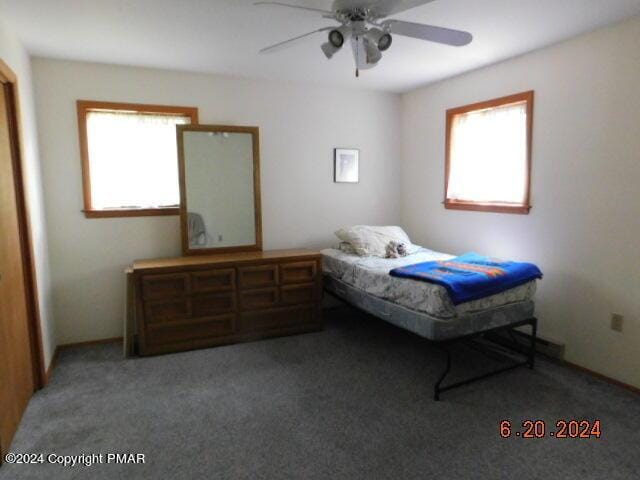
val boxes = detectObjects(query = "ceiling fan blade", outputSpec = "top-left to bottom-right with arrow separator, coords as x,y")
259,27 -> 333,54
371,0 -> 436,17
254,1 -> 334,15
332,0 -> 435,17
382,20 -> 472,46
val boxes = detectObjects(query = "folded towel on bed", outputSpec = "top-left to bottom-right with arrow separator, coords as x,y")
389,252 -> 542,305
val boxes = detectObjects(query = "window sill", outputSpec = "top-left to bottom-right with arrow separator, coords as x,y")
83,208 -> 180,219
444,200 -> 531,215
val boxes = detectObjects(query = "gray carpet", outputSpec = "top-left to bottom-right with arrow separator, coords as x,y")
2,307 -> 639,480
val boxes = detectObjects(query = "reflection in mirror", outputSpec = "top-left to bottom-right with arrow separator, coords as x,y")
178,125 -> 261,254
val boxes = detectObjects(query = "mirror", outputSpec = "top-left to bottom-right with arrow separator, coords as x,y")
177,125 -> 262,255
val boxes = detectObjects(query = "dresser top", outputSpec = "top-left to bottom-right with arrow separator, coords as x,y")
132,248 -> 321,272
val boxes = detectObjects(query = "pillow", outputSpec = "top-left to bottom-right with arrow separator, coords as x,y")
334,226 -> 420,257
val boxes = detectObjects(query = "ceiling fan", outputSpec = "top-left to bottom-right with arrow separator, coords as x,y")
255,0 -> 473,77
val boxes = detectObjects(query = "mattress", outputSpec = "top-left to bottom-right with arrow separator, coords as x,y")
321,248 -> 537,320
324,275 -> 535,341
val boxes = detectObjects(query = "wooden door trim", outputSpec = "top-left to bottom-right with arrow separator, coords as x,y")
0,58 -> 45,389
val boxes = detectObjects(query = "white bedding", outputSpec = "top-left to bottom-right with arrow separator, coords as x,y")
321,248 -> 537,319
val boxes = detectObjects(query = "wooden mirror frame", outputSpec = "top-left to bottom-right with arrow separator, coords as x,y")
177,124 -> 262,256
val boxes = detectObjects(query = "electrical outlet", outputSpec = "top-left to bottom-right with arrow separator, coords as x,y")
610,314 -> 624,332
218,235 -> 223,242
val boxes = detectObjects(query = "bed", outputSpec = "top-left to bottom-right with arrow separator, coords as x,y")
321,247 -> 539,399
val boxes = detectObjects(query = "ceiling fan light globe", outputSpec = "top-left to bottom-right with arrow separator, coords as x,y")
364,28 -> 392,52
328,29 -> 345,48
321,42 -> 339,59
364,38 -> 382,65
377,33 -> 392,51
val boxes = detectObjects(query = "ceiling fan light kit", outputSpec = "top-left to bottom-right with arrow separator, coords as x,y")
256,0 -> 473,77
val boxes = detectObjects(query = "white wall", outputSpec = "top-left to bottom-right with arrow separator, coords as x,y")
401,16 -> 640,388
0,20 -> 55,370
31,59 -> 401,345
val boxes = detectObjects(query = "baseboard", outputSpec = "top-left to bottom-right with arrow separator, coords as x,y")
43,337 -> 123,384
58,336 -> 123,349
565,361 -> 640,395
44,347 -> 59,385
486,330 -> 638,393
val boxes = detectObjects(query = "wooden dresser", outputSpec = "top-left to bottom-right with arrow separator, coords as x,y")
131,249 -> 323,356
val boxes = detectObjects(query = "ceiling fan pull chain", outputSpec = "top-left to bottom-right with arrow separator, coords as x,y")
355,35 -> 360,78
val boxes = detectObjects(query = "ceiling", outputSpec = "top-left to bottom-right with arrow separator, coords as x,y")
1,0 -> 640,92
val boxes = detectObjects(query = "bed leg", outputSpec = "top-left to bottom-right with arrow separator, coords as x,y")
434,345 -> 452,401
528,317 -> 538,369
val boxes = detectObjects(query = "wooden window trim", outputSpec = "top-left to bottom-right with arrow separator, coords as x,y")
444,90 -> 534,215
77,100 -> 199,219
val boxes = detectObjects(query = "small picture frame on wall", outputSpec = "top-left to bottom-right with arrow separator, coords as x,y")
334,148 -> 359,183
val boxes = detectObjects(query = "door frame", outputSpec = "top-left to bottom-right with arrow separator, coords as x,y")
0,58 -> 45,390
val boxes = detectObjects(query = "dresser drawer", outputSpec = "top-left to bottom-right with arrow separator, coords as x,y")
280,283 -> 317,306
144,298 -> 190,323
238,265 -> 278,289
141,273 -> 190,300
192,269 -> 235,293
145,314 -> 235,345
192,292 -> 236,317
280,261 -> 317,285
240,305 -> 318,332
240,287 -> 278,310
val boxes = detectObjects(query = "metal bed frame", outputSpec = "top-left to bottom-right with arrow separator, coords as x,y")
324,275 -> 537,400
431,317 -> 537,400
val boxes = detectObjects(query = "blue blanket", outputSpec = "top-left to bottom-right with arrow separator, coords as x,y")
390,253 -> 542,305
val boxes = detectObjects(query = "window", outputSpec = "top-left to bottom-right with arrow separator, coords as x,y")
445,91 -> 533,214
77,100 -> 198,218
